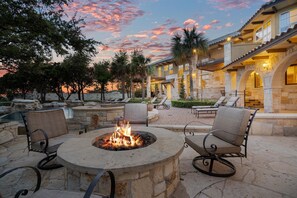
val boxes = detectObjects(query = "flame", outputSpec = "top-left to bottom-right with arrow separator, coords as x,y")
101,121 -> 144,149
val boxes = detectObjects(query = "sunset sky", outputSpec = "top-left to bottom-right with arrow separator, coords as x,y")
59,0 -> 271,64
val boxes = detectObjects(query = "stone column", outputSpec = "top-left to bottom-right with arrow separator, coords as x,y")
224,72 -> 232,96
147,75 -> 151,98
264,87 -> 281,113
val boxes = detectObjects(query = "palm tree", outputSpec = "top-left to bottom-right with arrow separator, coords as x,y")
131,49 -> 151,100
110,50 -> 129,99
171,27 -> 208,98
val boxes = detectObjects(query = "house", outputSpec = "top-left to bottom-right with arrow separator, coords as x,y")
147,0 -> 297,113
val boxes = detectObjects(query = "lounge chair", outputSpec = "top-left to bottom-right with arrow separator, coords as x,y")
118,97 -> 131,103
150,96 -> 157,103
21,109 -> 78,170
195,96 -> 239,118
0,166 -> 115,198
191,96 -> 226,113
153,96 -> 170,110
122,103 -> 148,126
184,106 -> 258,177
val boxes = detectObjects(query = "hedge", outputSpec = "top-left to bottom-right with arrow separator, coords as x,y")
171,100 -> 215,108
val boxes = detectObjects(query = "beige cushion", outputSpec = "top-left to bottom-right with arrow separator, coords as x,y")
124,103 -> 148,124
32,189 -> 103,198
212,106 -> 251,146
185,134 -> 241,155
27,109 -> 68,142
225,96 -> 239,107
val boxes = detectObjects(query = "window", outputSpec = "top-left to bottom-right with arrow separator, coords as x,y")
163,65 -> 168,71
185,64 -> 189,71
254,72 -> 263,88
169,64 -> 174,75
158,67 -> 162,77
178,65 -> 183,77
280,8 -> 297,33
255,21 -> 271,43
286,65 -> 297,85
255,27 -> 263,41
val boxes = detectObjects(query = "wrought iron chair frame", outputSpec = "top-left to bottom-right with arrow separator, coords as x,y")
184,107 -> 258,177
21,110 -> 66,170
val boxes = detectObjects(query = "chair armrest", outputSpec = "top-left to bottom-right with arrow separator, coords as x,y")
30,129 -> 49,152
0,166 -> 41,197
183,120 -> 212,136
83,170 -> 115,198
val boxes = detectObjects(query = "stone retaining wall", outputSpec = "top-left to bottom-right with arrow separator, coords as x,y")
0,122 -> 19,145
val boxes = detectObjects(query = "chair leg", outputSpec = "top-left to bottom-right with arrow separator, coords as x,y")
37,154 -> 63,170
192,155 -> 236,177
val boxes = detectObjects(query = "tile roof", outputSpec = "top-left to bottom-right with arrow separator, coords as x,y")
223,24 -> 297,69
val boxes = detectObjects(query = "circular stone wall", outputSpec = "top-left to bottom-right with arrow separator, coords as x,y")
57,126 -> 184,198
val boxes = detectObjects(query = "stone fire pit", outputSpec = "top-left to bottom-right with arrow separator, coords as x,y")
57,126 -> 184,198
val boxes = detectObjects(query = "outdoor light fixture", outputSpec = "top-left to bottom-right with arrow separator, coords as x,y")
262,63 -> 269,70
193,49 -> 197,54
227,37 -> 232,42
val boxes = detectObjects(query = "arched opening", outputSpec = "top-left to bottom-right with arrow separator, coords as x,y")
271,51 -> 297,112
238,69 -> 264,109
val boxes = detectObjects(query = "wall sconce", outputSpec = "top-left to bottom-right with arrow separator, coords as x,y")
226,37 -> 232,42
192,49 -> 197,54
262,63 -> 269,70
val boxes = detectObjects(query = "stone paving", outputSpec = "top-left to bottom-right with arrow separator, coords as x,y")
1,107 -> 297,197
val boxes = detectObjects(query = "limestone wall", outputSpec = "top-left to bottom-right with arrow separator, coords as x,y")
201,70 -> 225,99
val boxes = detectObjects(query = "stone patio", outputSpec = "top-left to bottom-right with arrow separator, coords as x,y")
1,107 -> 297,197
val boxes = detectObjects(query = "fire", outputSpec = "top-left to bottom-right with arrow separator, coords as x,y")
101,121 -> 144,150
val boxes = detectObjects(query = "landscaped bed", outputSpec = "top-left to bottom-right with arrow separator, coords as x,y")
171,100 -> 215,108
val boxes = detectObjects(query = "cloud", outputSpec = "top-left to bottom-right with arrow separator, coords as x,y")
225,22 -> 233,27
183,19 -> 196,26
151,35 -> 158,40
208,0 -> 265,10
127,34 -> 149,38
202,24 -> 212,30
210,19 -> 220,24
63,0 -> 145,33
151,26 -> 166,35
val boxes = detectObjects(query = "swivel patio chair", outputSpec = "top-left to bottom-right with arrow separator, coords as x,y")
21,109 -> 77,170
0,166 -> 115,198
184,106 -> 258,177
195,96 -> 239,117
191,96 -> 226,113
124,103 -> 148,126
153,96 -> 170,110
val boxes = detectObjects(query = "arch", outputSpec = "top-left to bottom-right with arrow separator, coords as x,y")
271,50 -> 297,88
238,68 -> 255,92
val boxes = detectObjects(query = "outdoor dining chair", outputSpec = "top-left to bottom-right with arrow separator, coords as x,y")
195,96 -> 239,117
184,106 -> 258,177
0,166 -> 115,198
21,109 -> 78,170
122,103 -> 148,126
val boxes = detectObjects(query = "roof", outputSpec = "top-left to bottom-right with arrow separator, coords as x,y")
239,0 -> 287,32
148,56 -> 173,67
208,31 -> 240,46
223,24 -> 297,69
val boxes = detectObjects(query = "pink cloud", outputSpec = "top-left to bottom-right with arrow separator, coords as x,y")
208,0 -> 265,10
202,24 -> 212,30
152,26 -> 166,35
63,0 -> 145,33
210,19 -> 220,24
151,35 -> 158,40
183,19 -> 196,26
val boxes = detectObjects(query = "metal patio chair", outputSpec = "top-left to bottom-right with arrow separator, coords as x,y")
0,166 -> 115,198
195,96 -> 239,117
184,106 -> 258,177
21,109 -> 78,170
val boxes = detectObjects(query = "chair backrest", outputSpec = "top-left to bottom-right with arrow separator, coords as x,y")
26,109 -> 68,142
225,96 -> 240,107
158,96 -> 167,105
212,106 -> 252,146
151,97 -> 157,103
124,103 -> 148,125
213,96 -> 226,107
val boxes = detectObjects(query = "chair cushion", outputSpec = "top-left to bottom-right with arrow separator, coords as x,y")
225,96 -> 239,107
32,189 -> 103,198
185,134 -> 241,155
212,106 -> 251,146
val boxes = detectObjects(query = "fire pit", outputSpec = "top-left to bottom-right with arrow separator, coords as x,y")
57,126 -> 184,198
92,121 -> 156,151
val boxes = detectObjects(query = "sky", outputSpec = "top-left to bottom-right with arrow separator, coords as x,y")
60,0 -> 271,64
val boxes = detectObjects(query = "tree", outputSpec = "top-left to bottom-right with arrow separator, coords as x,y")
111,50 -> 129,99
94,60 -> 112,101
130,49 -> 151,100
0,0 -> 98,71
61,53 -> 93,100
171,27 -> 208,98
179,75 -> 186,100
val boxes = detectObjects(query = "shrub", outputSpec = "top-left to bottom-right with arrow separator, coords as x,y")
171,100 -> 215,108
128,98 -> 149,103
